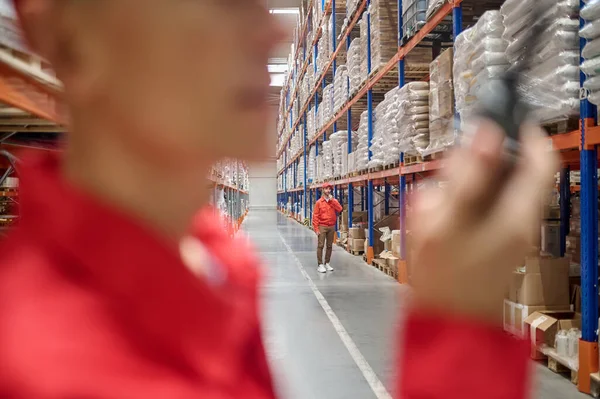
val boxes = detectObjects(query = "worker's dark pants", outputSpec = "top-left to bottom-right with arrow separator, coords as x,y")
317,226 -> 335,265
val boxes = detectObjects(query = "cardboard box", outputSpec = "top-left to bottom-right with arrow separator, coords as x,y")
525,311 -> 581,359
541,222 -> 561,257
429,48 -> 453,84
508,257 -> 570,307
349,227 -> 366,239
392,230 -> 402,257
503,300 -> 570,337
387,256 -> 399,268
352,239 -> 365,252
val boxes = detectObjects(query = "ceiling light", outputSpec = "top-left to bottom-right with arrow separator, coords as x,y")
268,64 -> 288,73
269,8 -> 300,14
270,74 -> 286,87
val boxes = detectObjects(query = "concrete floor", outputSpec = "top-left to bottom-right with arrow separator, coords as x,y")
242,210 -> 587,399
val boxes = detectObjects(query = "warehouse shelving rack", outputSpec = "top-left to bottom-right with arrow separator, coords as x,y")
276,0 -> 600,393
0,48 -> 250,236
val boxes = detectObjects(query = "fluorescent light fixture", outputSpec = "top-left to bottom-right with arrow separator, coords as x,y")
268,64 -> 288,73
270,73 -> 286,87
269,8 -> 300,14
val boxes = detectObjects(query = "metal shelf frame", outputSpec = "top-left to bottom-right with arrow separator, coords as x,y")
277,0 -> 600,392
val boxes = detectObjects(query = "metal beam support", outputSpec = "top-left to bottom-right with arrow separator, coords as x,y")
366,0 -> 374,256
398,0 -> 407,259
303,112 -> 308,219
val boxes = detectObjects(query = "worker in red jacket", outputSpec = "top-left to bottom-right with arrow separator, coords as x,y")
312,183 -> 343,273
2,1 -> 557,398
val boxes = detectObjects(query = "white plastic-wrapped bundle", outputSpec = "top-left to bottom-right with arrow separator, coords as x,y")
397,82 -> 430,156
329,12 -> 346,60
355,111 -> 370,171
330,131 -> 349,178
370,0 -> 399,71
317,103 -> 324,131
321,140 -> 334,180
323,83 -> 334,125
360,13 -> 369,79
348,38 -> 364,94
369,87 -> 400,168
316,22 -> 330,77
297,157 -> 305,187
582,0 -> 600,105
334,65 -> 349,115
307,105 -> 315,140
453,27 -> 476,126
503,0 -> 580,121
308,146 -> 316,183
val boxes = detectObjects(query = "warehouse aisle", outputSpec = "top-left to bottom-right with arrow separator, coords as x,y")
242,210 -> 587,399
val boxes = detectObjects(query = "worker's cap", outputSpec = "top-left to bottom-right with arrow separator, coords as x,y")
322,183 -> 333,190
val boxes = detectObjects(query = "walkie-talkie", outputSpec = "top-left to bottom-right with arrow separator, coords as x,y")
474,7 -> 547,163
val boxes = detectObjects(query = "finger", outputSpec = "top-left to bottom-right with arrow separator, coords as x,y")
490,125 -> 559,247
444,120 -> 506,224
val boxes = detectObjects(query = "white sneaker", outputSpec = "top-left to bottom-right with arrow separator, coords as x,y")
317,264 -> 327,273
326,263 -> 334,271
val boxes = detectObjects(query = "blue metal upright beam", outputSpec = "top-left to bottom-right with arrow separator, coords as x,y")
453,4 -> 463,131
398,0 -> 407,259
303,113 -> 308,219
580,1 -> 600,346
347,34 -> 354,230
366,0 -> 374,253
384,182 -> 390,216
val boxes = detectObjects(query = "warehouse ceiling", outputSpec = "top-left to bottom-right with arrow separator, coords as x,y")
266,0 -> 302,103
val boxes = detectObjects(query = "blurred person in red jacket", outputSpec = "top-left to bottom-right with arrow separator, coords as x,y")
1,1 -> 557,398
312,183 -> 343,273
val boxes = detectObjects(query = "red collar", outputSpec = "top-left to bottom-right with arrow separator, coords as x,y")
13,152 -> 259,383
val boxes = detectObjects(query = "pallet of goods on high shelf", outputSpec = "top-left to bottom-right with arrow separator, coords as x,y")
402,0 -> 428,42
308,146 -> 317,183
370,0 -> 399,73
502,0 -> 580,125
333,65 -> 349,115
328,7 -> 347,60
368,87 -> 401,170
352,110 -> 370,173
398,82 -> 430,162
330,130 -> 357,178
347,37 -> 365,95
580,0 -> 600,106
454,11 -> 509,129
323,83 -> 334,128
425,48 -> 455,155
359,14 -> 369,84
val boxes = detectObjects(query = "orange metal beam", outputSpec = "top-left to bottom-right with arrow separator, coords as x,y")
0,63 -> 63,124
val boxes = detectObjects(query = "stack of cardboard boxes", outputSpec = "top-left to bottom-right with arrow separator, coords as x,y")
504,256 -> 572,337
348,227 -> 365,253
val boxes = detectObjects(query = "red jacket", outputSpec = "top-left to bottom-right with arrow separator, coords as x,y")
312,196 -> 343,232
0,153 -> 275,399
0,153 -> 531,398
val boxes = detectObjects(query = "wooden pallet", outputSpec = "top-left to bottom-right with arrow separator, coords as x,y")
544,349 -> 578,386
371,258 -> 398,279
350,249 -> 364,256
383,162 -> 400,170
543,116 -> 580,136
368,166 -> 383,173
404,154 -> 432,166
